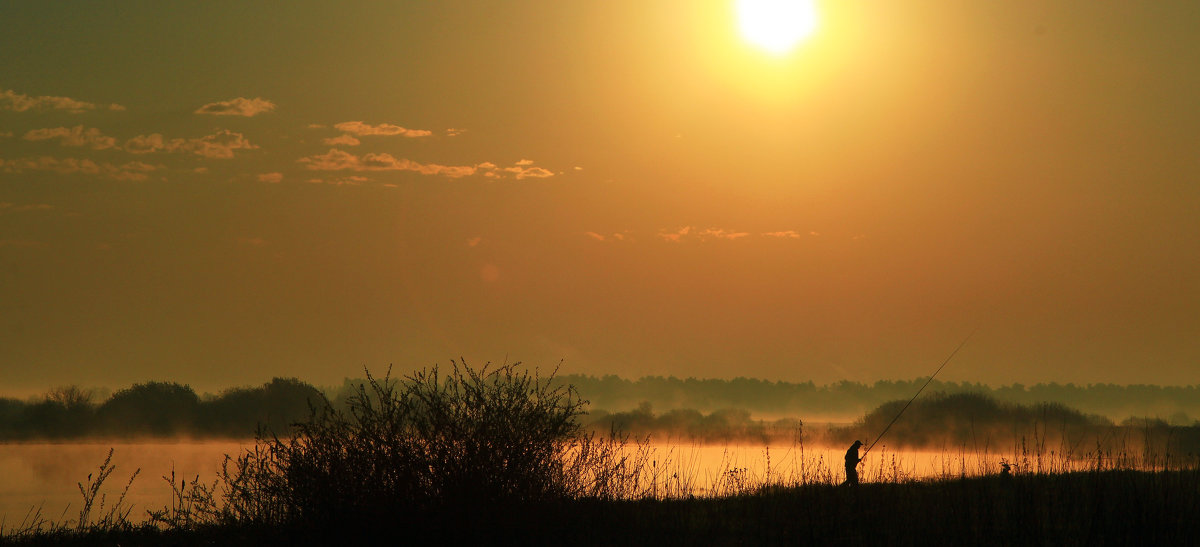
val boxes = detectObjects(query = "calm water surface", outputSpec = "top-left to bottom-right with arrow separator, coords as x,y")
0,440 -> 249,527
0,440 -> 1030,525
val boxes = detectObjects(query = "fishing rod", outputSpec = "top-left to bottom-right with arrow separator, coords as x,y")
861,329 -> 977,458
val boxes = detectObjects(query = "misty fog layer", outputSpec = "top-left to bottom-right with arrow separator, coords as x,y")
4,375 -> 1199,451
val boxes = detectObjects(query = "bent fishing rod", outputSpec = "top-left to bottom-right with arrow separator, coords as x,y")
861,329 -> 977,458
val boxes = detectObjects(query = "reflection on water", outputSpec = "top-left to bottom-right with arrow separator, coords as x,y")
2,438 -> 1191,524
0,441 -> 249,527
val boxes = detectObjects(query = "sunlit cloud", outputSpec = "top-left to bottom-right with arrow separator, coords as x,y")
656,226 -> 749,242
0,156 -> 157,180
762,230 -> 802,239
658,226 -> 692,242
124,130 -> 257,159
257,172 -> 283,183
194,97 -> 276,117
23,125 -> 118,150
503,166 -> 553,179
333,121 -> 432,138
446,128 -> 466,137
1,89 -> 123,113
467,236 -> 483,247
298,149 -> 477,178
698,228 -> 750,240
584,231 -> 631,242
306,175 -> 372,186
323,134 -> 361,146
476,160 -> 554,180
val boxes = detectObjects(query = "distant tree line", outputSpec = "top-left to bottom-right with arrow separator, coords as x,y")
582,392 -> 1200,457
0,378 -> 320,440
4,372 -> 1199,440
556,374 -> 1200,424
583,403 -> 804,444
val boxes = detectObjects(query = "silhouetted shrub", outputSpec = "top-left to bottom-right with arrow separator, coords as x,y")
216,361 -> 646,529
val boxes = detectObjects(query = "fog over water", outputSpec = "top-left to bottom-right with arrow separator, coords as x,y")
0,441 -> 248,528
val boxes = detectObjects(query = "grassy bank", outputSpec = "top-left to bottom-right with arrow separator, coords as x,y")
7,470 -> 1199,546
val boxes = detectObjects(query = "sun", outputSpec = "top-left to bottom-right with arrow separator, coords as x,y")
735,0 -> 819,55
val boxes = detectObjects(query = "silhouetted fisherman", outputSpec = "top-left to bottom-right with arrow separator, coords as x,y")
844,440 -> 863,485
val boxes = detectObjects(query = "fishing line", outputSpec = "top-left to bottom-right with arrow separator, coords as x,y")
862,329 -> 977,457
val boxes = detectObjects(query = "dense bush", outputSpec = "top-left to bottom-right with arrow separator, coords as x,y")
97,382 -> 201,436
202,378 -> 321,436
213,361 -> 646,529
833,392 -> 1115,449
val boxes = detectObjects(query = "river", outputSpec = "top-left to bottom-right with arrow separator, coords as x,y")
0,439 -> 1081,527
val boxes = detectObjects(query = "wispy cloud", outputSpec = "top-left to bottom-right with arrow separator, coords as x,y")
477,160 -> 554,180
124,130 -> 257,158
467,236 -> 483,247
334,121 -> 432,138
0,202 -> 55,213
322,134 -> 361,146
0,157 -> 157,180
23,125 -> 118,150
764,230 -> 820,239
298,149 -> 476,178
257,172 -> 283,183
657,226 -> 692,242
194,97 -> 276,117
446,128 -> 466,137
656,226 -> 750,242
1,89 -> 123,113
698,228 -> 750,241
584,231 -> 631,242
503,166 -> 553,179
307,175 -> 371,186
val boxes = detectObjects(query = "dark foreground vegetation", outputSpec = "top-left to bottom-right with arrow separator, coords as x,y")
4,363 -> 1200,545
8,470 -> 1200,546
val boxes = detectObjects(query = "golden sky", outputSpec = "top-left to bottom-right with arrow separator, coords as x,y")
2,1 -> 1198,393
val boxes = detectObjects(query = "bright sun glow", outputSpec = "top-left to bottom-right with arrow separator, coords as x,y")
736,0 -> 818,55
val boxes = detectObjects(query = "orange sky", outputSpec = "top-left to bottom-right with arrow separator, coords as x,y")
1,1 -> 1198,394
